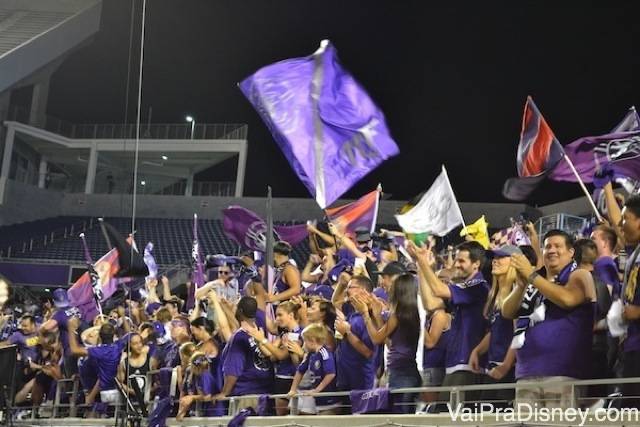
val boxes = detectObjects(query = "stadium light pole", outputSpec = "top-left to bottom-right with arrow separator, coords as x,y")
185,115 -> 195,139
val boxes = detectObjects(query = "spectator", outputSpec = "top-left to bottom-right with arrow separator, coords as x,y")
417,241 -> 489,399
503,229 -> 596,409
176,352 -> 223,420
470,245 -> 519,405
288,323 -> 339,415
216,296 -> 274,413
334,275 -> 378,393
620,195 -> 640,408
591,225 -> 621,298
268,241 -> 302,304
355,273 -> 421,413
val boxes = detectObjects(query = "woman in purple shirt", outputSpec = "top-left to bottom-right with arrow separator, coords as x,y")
353,274 -> 421,413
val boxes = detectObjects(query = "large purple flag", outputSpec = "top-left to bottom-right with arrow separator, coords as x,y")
239,40 -> 399,208
222,206 -> 308,252
548,129 -> 640,184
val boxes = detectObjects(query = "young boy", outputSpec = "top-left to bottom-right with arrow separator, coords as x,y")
288,323 -> 339,415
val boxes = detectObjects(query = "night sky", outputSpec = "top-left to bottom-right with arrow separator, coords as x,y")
47,1 -> 640,206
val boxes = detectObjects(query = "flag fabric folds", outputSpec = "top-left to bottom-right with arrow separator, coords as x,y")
325,188 -> 380,237
67,248 -> 120,321
239,40 -> 399,208
395,165 -> 464,236
187,214 -> 206,311
503,97 -> 564,201
460,215 -> 490,249
490,224 -> 531,249
222,206 -> 308,252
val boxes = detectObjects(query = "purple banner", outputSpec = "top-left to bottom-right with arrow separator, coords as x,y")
239,40 -> 399,208
222,206 -> 308,252
549,130 -> 640,183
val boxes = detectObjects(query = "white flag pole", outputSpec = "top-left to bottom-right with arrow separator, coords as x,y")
561,153 -> 603,222
441,165 -> 466,229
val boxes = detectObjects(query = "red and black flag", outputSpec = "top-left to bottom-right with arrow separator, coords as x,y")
503,96 -> 564,200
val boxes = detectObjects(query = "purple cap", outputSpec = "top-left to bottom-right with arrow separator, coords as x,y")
52,288 -> 70,308
488,245 -> 523,258
146,302 -> 162,315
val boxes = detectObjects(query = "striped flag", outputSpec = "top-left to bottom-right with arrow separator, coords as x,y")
325,187 -> 380,237
503,97 -> 564,200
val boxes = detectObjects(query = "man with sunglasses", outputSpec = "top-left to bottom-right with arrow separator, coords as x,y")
214,265 -> 239,301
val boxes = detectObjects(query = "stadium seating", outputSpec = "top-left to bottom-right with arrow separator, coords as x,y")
1,217 -> 312,266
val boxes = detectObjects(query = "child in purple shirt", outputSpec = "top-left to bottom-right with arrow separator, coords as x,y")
288,323 -> 338,415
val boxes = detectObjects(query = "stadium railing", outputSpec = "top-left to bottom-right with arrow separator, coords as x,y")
8,375 -> 640,426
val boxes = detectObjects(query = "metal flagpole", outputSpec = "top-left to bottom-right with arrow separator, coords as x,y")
561,153 -> 604,222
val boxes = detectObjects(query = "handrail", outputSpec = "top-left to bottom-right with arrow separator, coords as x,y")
0,217 -> 95,258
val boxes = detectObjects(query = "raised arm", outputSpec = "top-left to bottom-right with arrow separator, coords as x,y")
301,254 -> 323,283
501,278 -> 527,320
268,265 -> 301,303
207,291 -> 232,342
407,241 -> 451,299
161,275 -> 173,301
525,222 -> 544,269
67,317 -> 88,357
511,254 -> 594,310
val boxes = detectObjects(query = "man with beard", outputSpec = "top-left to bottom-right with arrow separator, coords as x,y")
420,241 -> 489,396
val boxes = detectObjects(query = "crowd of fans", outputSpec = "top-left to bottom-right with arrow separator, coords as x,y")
1,187 -> 640,420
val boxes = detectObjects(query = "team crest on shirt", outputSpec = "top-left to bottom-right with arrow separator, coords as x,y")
314,360 -> 321,370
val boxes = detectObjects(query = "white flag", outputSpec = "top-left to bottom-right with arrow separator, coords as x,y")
395,165 -> 464,236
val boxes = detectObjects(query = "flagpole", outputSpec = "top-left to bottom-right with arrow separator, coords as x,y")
561,153 -> 604,222
264,186 -> 274,292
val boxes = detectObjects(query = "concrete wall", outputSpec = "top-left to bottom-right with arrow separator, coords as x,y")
0,179 -> 64,225
0,179 -> 588,228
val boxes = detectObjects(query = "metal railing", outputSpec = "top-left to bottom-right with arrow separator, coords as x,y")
0,217 -> 95,259
4,105 -> 248,140
9,375 -> 639,424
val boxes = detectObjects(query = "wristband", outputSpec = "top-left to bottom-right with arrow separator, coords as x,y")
527,271 -> 540,284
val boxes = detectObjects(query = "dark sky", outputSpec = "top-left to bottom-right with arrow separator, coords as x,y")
47,1 -> 640,205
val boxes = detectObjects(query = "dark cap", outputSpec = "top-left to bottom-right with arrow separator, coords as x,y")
355,227 -> 372,243
374,261 -> 408,276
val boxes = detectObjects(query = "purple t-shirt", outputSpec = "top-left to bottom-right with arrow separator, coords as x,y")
78,354 -> 98,391
336,311 -> 376,391
487,308 -> 513,367
297,346 -> 337,405
87,335 -> 130,390
193,371 -> 224,416
623,245 -> 640,352
594,256 -> 621,298
221,329 -> 273,396
275,325 -> 303,378
445,273 -> 489,372
52,306 -> 82,356
8,331 -> 40,362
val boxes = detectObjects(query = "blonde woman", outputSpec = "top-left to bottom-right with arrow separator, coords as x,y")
469,245 -> 519,405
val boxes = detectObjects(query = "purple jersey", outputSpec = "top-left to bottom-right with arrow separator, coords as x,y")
623,245 -> 640,352
297,346 -> 337,405
445,273 -> 489,373
8,331 -> 40,363
51,307 -> 82,356
594,256 -> 621,298
487,308 -> 513,367
193,371 -> 224,416
87,335 -> 130,390
221,328 -> 273,396
275,326 -> 303,378
336,311 -> 377,391
78,354 -> 98,391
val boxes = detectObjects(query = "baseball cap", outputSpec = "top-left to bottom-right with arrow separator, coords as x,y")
488,245 -> 523,258
355,227 -> 372,243
52,288 -> 70,308
374,261 -> 408,276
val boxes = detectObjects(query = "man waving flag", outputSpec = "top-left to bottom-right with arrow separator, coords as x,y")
239,40 -> 399,208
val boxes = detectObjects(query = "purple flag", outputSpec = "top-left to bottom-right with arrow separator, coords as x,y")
222,206 -> 308,252
188,214 -> 205,311
548,130 -> 640,184
349,388 -> 392,414
239,40 -> 399,208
